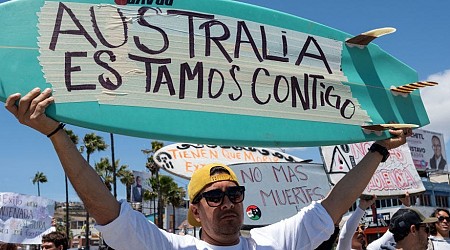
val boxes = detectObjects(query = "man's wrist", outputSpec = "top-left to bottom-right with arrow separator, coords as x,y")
369,143 -> 390,162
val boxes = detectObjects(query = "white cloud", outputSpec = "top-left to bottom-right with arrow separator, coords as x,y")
421,69 -> 450,143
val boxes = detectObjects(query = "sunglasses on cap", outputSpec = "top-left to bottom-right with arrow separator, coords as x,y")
437,216 -> 450,222
193,186 -> 245,207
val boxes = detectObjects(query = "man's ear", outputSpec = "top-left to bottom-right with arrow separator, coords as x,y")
410,224 -> 418,235
191,204 -> 201,224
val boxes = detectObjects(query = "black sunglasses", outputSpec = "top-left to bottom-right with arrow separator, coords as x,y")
193,186 -> 245,207
437,216 -> 450,222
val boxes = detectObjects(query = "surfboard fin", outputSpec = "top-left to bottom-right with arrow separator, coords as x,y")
346,27 -> 396,46
361,123 -> 419,131
390,81 -> 439,94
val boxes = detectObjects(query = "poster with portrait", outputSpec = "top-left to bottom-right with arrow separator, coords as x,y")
320,142 -> 425,197
131,171 -> 153,214
407,129 -> 448,173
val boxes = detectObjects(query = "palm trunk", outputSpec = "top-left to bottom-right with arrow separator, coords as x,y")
110,133 -> 117,198
65,175 -> 70,240
85,154 -> 91,250
172,204 -> 176,233
37,182 -> 40,196
126,184 -> 131,202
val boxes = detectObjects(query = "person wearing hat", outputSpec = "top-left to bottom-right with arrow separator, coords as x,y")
382,208 -> 437,250
5,88 -> 412,249
336,196 -> 376,250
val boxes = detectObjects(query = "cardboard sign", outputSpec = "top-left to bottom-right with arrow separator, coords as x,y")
229,162 -> 330,226
0,192 -> 55,244
320,143 -> 425,197
407,129 -> 448,173
154,143 -> 304,179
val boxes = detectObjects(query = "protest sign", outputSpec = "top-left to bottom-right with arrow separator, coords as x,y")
154,143 -> 304,179
229,162 -> 330,226
320,142 -> 425,197
0,192 -> 54,244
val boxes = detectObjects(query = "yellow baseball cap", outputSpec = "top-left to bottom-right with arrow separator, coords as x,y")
187,163 -> 240,227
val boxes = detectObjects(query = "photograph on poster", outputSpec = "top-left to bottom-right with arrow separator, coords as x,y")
407,129 -> 448,173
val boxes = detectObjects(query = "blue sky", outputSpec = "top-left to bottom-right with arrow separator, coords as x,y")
1,0 -> 450,202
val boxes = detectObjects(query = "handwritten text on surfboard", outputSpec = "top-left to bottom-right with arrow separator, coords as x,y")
38,2 -> 371,125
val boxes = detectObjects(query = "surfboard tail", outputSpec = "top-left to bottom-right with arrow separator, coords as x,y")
346,27 -> 396,46
390,81 -> 439,94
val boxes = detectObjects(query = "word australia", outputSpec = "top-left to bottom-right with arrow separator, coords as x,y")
38,2 -> 369,123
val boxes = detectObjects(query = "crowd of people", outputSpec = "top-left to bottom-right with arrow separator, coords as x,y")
3,88 -> 450,250
0,231 -> 68,250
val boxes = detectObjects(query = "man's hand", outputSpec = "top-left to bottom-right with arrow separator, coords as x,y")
376,128 -> 413,150
5,88 -> 59,136
359,195 -> 377,210
399,191 -> 411,207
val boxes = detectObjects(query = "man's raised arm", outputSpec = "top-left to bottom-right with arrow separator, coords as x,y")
5,88 -> 120,225
321,129 -> 412,223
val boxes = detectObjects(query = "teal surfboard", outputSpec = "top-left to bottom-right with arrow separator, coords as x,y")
0,0 -> 430,146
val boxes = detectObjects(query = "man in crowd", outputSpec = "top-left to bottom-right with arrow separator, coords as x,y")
41,231 -> 68,250
5,88 -> 411,249
383,208 -> 437,250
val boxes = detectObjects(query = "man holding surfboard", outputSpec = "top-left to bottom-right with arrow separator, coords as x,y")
5,88 -> 412,250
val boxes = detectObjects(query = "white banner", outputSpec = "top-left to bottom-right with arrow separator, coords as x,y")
320,142 -> 425,197
0,193 -> 55,244
154,143 -> 304,179
230,162 -> 330,226
407,129 -> 448,173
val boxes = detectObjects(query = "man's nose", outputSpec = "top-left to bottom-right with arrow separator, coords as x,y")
221,195 -> 235,209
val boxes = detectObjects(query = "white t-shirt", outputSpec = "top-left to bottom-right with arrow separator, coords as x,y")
96,200 -> 334,250
429,235 -> 450,250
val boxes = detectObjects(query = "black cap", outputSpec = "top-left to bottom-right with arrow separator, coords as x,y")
389,208 -> 437,236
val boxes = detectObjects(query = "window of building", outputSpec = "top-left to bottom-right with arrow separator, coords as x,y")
411,193 -> 431,206
435,195 -> 449,208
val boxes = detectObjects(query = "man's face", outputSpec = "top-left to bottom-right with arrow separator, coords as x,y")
432,137 -> 442,157
435,211 -> 450,237
136,176 -> 141,186
415,224 -> 430,250
351,227 -> 366,249
191,180 -> 244,245
41,242 -> 60,250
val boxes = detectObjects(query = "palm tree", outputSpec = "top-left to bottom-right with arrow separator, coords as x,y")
142,141 -> 164,227
95,157 -> 114,191
142,141 -> 164,176
84,133 -> 107,164
149,175 -> 185,230
83,133 -> 107,250
118,167 -> 134,202
64,128 -> 79,240
167,185 -> 186,232
95,158 -> 129,193
32,171 -> 47,196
